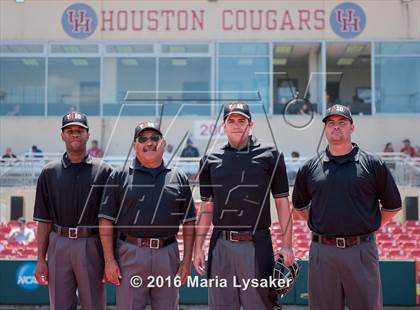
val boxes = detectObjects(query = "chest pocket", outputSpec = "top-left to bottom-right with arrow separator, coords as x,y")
159,185 -> 182,208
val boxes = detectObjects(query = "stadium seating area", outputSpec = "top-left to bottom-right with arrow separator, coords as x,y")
0,220 -> 37,258
273,219 -> 420,260
1,217 -> 419,261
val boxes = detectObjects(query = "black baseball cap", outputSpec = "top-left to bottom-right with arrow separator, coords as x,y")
61,112 -> 89,130
134,121 -> 163,139
223,102 -> 251,120
322,104 -> 353,124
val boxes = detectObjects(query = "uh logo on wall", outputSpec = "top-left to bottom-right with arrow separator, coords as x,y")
62,3 -> 98,39
330,2 -> 366,39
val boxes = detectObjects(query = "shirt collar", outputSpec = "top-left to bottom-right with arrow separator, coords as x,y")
323,143 -> 360,163
222,135 -> 261,151
61,152 -> 93,168
129,157 -> 170,173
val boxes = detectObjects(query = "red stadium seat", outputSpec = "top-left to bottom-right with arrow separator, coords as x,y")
408,228 -> 420,235
0,226 -> 11,234
294,220 -> 306,226
0,248 -> 15,256
402,242 -> 417,250
26,240 -> 37,248
296,240 -> 309,249
378,241 -> 395,249
377,226 -> 389,234
410,250 -> 420,259
7,220 -> 19,227
376,233 -> 392,241
392,227 -> 406,234
6,240 -> 21,248
296,234 -> 310,241
405,220 -> 420,228
386,250 -> 409,260
26,221 -> 37,229
271,227 -> 283,235
397,234 -> 412,242
17,249 -> 37,257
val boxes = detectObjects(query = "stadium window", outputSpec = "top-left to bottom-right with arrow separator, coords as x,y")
102,57 -> 157,116
326,42 -> 372,115
217,43 -> 270,115
374,41 -> 420,114
47,58 -> 100,116
272,43 -> 323,115
158,57 -> 212,116
0,57 -> 45,116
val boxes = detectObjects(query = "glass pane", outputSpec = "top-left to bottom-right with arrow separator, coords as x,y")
106,44 -> 154,54
272,43 -> 322,115
375,42 -> 420,55
162,44 -> 208,53
50,44 -> 99,53
0,44 -> 44,54
375,56 -> 420,113
103,57 -> 156,116
158,57 -> 211,116
47,58 -> 100,116
218,57 -> 269,114
0,58 -> 45,115
326,42 -> 372,115
219,43 -> 268,56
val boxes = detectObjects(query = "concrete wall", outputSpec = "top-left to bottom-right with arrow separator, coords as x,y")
0,115 -> 419,157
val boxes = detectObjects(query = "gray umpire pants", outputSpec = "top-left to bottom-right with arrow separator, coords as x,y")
309,240 -> 382,310
209,238 -> 273,310
116,239 -> 180,310
47,231 -> 105,310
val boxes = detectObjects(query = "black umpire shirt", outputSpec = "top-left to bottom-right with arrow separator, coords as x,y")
199,135 -> 289,231
33,153 -> 113,227
98,158 -> 196,238
292,144 -> 402,237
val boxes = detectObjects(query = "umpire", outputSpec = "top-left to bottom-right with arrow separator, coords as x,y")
33,112 -> 113,310
98,121 -> 196,310
292,104 -> 402,310
194,102 -> 294,310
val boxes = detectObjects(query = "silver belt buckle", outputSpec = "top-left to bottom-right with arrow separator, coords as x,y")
150,238 -> 160,249
69,228 -> 78,239
336,237 -> 346,248
229,231 -> 239,242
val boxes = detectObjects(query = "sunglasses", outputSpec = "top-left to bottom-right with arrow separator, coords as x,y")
136,135 -> 162,143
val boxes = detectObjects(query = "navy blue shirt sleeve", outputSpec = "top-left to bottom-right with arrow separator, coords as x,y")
98,169 -> 125,221
270,150 -> 289,198
33,170 -> 52,223
375,159 -> 402,211
292,165 -> 311,210
199,156 -> 213,201
179,173 -> 197,223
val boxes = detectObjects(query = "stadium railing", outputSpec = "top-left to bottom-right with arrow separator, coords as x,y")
1,152 -> 419,187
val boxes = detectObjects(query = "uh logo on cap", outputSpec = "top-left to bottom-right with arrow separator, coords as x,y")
66,112 -> 83,121
332,105 -> 345,113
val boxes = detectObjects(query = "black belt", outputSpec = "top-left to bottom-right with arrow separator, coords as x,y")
120,235 -> 176,249
312,233 -> 374,248
221,230 -> 254,242
53,224 -> 98,239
